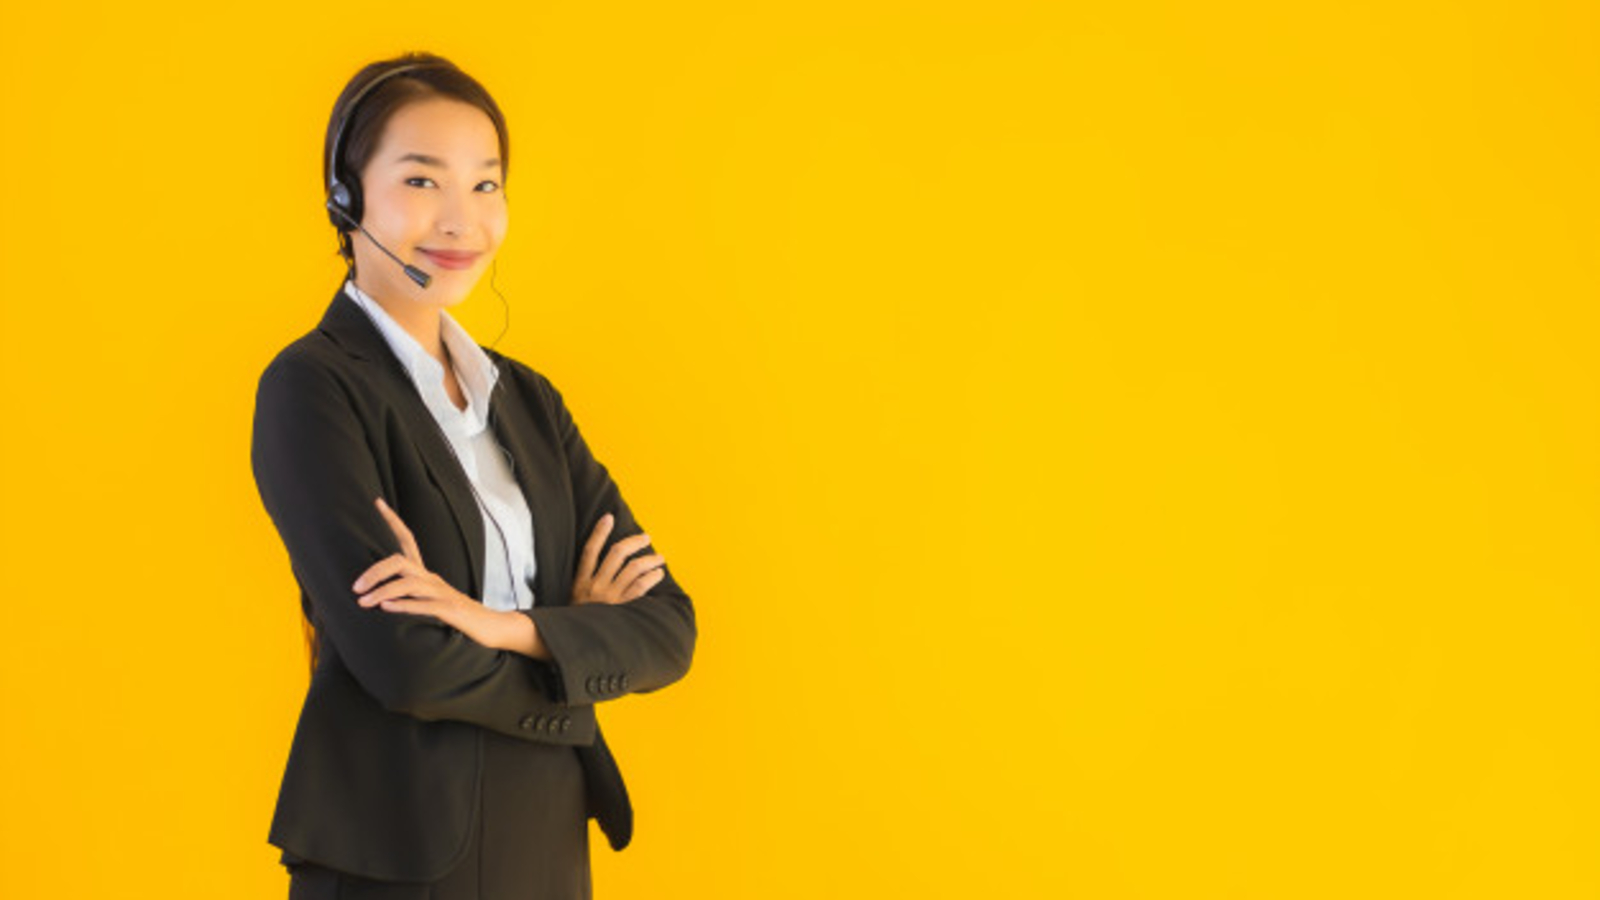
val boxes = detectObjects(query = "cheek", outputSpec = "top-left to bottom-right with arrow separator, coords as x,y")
484,204 -> 509,246
365,185 -> 431,231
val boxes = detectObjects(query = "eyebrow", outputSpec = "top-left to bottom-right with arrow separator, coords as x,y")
394,152 -> 501,170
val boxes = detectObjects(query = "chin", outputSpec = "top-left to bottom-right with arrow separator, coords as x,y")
430,279 -> 478,305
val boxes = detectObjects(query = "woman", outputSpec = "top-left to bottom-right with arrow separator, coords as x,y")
250,52 -> 697,900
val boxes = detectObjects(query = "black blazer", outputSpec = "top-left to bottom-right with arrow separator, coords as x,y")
250,283 -> 697,881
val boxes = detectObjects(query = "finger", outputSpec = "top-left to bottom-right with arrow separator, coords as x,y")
372,596 -> 444,621
376,586 -> 460,626
577,513 -> 615,578
595,532 -> 653,586
375,497 -> 425,565
620,567 -> 666,602
357,574 -> 414,607
356,568 -> 434,606
354,553 -> 424,593
613,553 -> 666,587
352,553 -> 417,594
571,514 -> 616,600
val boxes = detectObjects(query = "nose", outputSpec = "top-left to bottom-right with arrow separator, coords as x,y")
434,187 -> 477,239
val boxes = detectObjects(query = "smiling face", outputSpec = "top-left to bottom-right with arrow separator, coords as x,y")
351,96 -> 508,309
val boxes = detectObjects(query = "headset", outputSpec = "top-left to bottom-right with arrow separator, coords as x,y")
325,61 -> 451,288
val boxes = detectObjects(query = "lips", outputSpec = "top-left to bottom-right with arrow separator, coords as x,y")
418,249 -> 482,270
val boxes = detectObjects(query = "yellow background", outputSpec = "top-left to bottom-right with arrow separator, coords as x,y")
3,1 -> 1598,897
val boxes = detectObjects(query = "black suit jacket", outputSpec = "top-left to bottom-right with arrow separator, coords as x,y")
249,283 -> 697,881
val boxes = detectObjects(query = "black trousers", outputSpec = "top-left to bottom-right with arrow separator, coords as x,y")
287,728 -> 592,900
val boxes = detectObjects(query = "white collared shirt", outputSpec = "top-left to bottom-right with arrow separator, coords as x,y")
343,278 -> 539,611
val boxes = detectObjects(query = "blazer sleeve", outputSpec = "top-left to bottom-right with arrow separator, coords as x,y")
251,349 -> 593,746
518,374 -> 698,706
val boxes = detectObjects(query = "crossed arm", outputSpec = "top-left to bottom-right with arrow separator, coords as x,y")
251,350 -> 696,739
350,500 -> 667,661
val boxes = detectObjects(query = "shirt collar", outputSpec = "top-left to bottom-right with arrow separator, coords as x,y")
342,278 -> 501,431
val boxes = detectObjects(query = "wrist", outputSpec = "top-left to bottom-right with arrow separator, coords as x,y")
498,609 -> 550,660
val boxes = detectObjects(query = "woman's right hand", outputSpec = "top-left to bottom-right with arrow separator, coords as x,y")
572,512 -> 666,605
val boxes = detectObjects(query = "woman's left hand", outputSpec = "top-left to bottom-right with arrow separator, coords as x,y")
352,496 -> 511,650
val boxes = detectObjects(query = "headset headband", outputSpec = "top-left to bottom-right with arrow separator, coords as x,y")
327,61 -> 450,199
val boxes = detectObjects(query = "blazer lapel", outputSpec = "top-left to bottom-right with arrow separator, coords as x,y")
315,285 -> 487,602
484,358 -> 572,610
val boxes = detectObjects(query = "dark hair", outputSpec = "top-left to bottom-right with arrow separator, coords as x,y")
323,51 -> 510,282
305,52 -> 509,679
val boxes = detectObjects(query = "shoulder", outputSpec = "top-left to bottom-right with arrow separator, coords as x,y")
260,328 -> 348,378
255,331 -> 363,411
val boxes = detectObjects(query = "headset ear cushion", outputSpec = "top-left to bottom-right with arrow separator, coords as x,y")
326,182 -> 358,231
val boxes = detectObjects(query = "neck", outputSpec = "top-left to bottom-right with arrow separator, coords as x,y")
355,276 -> 446,365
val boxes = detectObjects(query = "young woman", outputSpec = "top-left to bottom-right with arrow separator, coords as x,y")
250,52 -> 697,900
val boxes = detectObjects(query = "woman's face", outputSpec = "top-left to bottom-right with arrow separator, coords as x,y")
352,97 -> 508,307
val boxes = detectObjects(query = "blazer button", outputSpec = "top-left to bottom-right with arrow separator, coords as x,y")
559,717 -> 571,732
544,717 -> 559,733
519,715 -> 536,730
619,674 -> 630,690
585,675 -> 599,695
606,675 -> 619,691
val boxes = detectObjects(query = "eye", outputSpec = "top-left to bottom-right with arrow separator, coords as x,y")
404,176 -> 500,193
